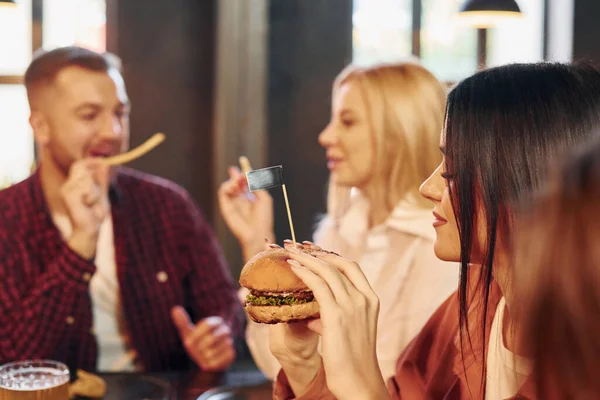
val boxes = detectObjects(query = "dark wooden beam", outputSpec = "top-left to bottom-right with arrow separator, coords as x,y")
542,0 -> 549,60
477,28 -> 488,69
267,0 -> 353,245
106,0 -> 218,217
212,0 -> 269,277
572,0 -> 600,64
412,0 -> 422,57
31,0 -> 43,51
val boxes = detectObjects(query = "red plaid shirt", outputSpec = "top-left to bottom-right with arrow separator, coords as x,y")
0,167 -> 244,372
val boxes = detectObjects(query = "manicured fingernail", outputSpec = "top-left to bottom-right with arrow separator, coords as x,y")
302,241 -> 314,245
269,243 -> 281,249
314,250 -> 339,257
287,259 -> 302,268
283,239 -> 293,244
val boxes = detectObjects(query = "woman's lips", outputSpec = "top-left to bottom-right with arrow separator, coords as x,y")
327,158 -> 343,170
433,211 -> 447,227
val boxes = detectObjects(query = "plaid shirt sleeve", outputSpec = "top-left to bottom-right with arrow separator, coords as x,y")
180,192 -> 245,344
0,235 -> 96,364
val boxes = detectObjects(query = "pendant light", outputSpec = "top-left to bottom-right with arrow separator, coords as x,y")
458,0 -> 523,28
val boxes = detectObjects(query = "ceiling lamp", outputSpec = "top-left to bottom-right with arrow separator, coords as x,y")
458,0 -> 523,28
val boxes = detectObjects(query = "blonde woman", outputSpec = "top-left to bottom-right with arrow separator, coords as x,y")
218,61 -> 458,380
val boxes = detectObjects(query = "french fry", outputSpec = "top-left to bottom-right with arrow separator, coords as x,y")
103,133 -> 165,166
239,156 -> 252,174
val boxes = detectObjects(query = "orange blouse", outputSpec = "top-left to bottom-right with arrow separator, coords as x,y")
273,270 -> 537,400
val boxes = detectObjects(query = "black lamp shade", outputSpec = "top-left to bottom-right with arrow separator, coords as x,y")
458,0 -> 522,27
460,0 -> 521,13
0,0 -> 17,4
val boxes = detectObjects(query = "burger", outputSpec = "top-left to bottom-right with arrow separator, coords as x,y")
239,247 -> 321,324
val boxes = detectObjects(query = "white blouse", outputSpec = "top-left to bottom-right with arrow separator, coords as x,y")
485,297 -> 531,400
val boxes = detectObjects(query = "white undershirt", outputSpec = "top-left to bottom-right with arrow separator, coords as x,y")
485,297 -> 531,400
53,211 -> 139,372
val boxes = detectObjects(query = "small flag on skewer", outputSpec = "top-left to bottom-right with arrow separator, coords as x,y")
246,166 -> 285,191
245,165 -> 297,246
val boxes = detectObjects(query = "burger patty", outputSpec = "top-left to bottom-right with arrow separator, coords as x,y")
245,290 -> 314,306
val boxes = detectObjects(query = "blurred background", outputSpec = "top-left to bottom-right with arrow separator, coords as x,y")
0,0 -> 595,278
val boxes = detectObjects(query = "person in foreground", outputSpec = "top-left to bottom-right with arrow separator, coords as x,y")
514,137 -> 600,400
270,62 -> 600,400
0,47 -> 244,373
219,61 -> 457,380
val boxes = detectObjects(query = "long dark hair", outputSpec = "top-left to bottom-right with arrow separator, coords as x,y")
515,137 -> 600,399
444,62 -> 600,379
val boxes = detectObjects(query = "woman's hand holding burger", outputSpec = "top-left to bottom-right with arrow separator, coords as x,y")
281,241 -> 389,400
239,241 -> 322,396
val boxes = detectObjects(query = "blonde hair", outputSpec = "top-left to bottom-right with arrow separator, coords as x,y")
326,60 -> 447,223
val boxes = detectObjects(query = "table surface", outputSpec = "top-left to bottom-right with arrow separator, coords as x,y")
81,361 -> 272,400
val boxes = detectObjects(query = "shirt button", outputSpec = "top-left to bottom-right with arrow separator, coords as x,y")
82,272 -> 92,282
156,271 -> 168,283
66,316 -> 75,325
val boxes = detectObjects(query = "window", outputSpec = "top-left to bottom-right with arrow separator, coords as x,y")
0,0 -> 33,187
353,0 -> 546,82
0,0 -> 32,75
0,85 -> 31,186
353,0 -> 413,66
0,0 -> 106,188
488,0 -> 545,66
421,0 -> 478,82
43,0 -> 106,52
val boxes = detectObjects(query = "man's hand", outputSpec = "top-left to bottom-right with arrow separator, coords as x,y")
62,159 -> 110,259
171,306 -> 236,371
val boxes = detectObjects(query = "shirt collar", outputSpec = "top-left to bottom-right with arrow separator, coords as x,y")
337,192 -> 436,246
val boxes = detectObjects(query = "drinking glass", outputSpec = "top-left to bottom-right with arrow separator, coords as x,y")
0,360 -> 69,400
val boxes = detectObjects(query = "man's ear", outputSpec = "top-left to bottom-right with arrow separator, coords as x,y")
30,111 -> 50,146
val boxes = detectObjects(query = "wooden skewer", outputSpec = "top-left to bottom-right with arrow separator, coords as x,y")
242,159 -> 296,246
281,184 -> 297,245
103,133 -> 166,166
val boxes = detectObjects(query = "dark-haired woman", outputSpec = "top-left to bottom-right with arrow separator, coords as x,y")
514,137 -> 600,400
268,62 -> 600,400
